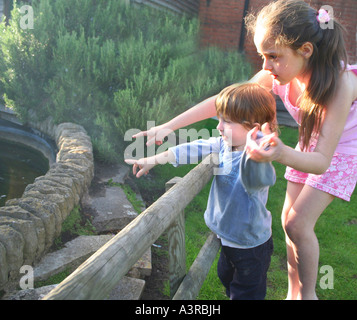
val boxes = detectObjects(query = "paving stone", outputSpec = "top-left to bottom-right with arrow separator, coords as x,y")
33,234 -> 151,282
3,284 -> 58,300
33,235 -> 114,281
106,276 -> 146,300
5,276 -> 146,300
84,186 -> 138,233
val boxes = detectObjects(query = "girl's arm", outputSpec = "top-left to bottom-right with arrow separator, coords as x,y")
248,72 -> 355,174
133,95 -> 217,146
133,70 -> 273,146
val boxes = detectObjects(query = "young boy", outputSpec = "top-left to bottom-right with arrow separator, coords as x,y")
125,82 -> 277,299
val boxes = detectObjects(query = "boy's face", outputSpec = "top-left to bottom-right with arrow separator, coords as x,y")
217,116 -> 250,151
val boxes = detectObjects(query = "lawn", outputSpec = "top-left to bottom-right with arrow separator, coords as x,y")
135,119 -> 357,300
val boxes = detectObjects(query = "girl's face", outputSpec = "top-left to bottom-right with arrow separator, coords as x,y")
254,25 -> 310,85
217,116 -> 250,151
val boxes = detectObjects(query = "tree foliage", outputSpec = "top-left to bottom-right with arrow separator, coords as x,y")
0,0 -> 251,162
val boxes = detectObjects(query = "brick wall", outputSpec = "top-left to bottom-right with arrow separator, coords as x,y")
198,0 -> 246,49
131,0 -> 200,16
199,0 -> 357,73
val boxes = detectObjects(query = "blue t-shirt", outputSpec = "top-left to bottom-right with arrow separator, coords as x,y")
169,137 -> 276,248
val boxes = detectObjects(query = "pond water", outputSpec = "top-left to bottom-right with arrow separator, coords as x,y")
0,138 -> 49,207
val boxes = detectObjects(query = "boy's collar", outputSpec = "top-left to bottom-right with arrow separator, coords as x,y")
231,145 -> 244,152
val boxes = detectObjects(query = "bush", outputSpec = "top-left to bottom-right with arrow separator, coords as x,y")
0,0 -> 252,163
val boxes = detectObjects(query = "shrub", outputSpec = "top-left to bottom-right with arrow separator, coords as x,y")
0,0 -> 252,163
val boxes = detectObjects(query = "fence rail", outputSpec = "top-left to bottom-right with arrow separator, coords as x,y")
43,153 -> 220,300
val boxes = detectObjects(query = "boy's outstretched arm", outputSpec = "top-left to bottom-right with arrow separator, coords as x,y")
125,150 -> 175,178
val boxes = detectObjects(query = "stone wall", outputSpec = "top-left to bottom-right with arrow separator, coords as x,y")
0,117 -> 94,290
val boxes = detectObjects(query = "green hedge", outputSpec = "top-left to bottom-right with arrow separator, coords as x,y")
0,0 -> 252,162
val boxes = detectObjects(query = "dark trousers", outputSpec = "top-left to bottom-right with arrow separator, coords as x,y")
217,236 -> 273,300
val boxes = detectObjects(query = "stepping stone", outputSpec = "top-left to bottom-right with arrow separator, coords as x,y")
94,163 -> 130,185
3,284 -> 58,300
5,233 -> 151,300
33,235 -> 151,282
106,276 -> 146,300
5,276 -> 146,300
80,163 -> 143,233
33,235 -> 114,281
83,186 -> 138,233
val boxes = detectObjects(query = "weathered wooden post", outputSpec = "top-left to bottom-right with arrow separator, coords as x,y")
165,177 -> 186,298
173,232 -> 221,300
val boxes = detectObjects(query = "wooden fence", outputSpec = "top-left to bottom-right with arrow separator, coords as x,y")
42,153 -> 220,300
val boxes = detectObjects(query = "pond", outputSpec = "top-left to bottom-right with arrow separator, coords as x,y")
0,138 -> 49,207
0,117 -> 56,207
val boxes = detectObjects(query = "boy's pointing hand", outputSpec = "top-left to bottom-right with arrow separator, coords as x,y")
125,158 -> 156,178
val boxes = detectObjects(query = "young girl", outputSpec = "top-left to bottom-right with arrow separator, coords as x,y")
127,83 -> 277,300
133,0 -> 357,299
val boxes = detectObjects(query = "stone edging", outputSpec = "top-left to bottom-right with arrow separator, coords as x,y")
0,117 -> 94,291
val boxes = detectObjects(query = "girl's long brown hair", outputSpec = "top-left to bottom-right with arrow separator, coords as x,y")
246,0 -> 348,149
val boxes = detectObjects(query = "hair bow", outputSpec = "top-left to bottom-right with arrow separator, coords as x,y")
317,8 -> 330,23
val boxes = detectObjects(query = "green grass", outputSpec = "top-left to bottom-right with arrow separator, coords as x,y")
52,206 -> 96,250
134,120 -> 357,300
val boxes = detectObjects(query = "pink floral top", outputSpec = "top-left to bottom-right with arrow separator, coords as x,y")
272,64 -> 357,155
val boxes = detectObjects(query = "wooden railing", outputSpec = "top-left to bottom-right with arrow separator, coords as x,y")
43,153 -> 220,300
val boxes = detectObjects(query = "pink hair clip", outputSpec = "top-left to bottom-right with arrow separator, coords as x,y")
317,8 -> 330,23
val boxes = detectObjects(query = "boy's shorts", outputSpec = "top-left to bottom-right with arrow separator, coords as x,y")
285,142 -> 357,201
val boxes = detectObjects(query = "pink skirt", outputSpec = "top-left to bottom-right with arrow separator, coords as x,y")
284,142 -> 357,202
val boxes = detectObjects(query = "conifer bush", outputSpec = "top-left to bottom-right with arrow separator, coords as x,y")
0,0 -> 251,162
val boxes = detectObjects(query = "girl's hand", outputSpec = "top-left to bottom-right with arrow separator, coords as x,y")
245,123 -> 283,162
125,157 -> 156,178
132,124 -> 173,147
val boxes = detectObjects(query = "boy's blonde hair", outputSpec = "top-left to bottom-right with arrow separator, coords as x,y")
215,82 -> 277,132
